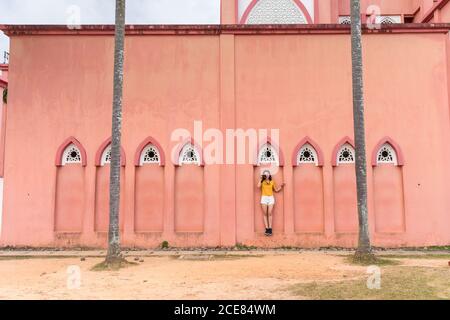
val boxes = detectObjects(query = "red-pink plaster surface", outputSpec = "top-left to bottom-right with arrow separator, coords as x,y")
0,23 -> 450,248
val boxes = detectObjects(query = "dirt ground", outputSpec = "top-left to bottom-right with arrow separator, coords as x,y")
0,250 -> 449,300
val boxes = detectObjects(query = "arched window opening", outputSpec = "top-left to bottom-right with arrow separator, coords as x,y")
61,143 -> 82,165
101,145 -> 112,166
139,144 -> 161,165
55,137 -> 87,167
179,143 -> 201,166
376,143 -> 398,165
95,138 -> 126,167
337,143 -> 355,165
339,16 -> 351,24
297,143 -> 318,166
380,17 -> 395,24
245,0 -> 309,24
258,143 -> 279,166
378,16 -> 401,24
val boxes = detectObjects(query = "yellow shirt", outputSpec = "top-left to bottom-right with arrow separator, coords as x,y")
261,180 -> 276,197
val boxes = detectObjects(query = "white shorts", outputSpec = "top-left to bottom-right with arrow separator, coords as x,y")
261,196 -> 275,206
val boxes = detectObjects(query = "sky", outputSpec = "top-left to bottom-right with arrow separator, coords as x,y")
0,0 -> 221,62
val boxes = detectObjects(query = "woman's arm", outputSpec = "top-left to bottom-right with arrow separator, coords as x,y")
274,182 -> 285,193
257,179 -> 262,188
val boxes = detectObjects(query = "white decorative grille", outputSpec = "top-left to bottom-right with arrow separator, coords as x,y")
377,15 -> 401,24
62,143 -> 82,165
339,16 -> 351,24
258,143 -> 279,165
297,143 -> 318,165
246,0 -> 308,24
101,145 -> 112,166
337,143 -> 355,165
376,143 -> 398,165
179,143 -> 201,165
139,144 -> 160,165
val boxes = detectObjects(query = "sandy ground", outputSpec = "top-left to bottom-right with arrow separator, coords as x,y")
0,251 -> 448,300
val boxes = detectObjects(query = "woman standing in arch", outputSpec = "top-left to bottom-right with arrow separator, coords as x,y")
257,170 -> 285,236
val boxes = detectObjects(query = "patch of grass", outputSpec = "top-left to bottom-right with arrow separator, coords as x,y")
419,246 -> 450,251
160,241 -> 169,249
235,243 -> 257,251
279,246 -> 295,250
345,255 -> 400,266
91,257 -> 137,271
288,267 -> 450,300
381,246 -> 450,252
378,254 -> 450,260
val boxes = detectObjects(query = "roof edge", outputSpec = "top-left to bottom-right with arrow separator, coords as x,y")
422,0 -> 450,23
1,23 -> 449,36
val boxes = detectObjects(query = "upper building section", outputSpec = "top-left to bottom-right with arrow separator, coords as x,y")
221,0 -> 450,24
238,0 -> 315,24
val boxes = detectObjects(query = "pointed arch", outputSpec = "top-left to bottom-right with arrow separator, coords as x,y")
372,137 -> 404,166
134,136 -> 165,166
239,0 -> 314,24
173,137 -> 205,166
55,136 -> 87,167
332,136 -> 355,167
0,79 -> 7,89
292,136 -> 324,167
253,136 -> 285,167
95,137 -> 126,167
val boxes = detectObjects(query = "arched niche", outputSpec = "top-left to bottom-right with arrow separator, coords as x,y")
174,138 -> 204,233
239,0 -> 314,24
54,137 -> 86,232
372,137 -> 406,233
94,137 -> 126,232
134,137 -> 165,233
331,136 -> 358,233
292,137 -> 324,233
253,138 -> 284,234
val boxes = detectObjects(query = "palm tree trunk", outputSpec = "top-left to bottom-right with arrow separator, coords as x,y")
350,0 -> 372,255
106,0 -> 126,262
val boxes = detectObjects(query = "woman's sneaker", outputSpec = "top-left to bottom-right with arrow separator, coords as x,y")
264,228 -> 270,236
268,228 -> 273,236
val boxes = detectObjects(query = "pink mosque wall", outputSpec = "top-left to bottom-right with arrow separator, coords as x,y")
441,3 -> 450,21
0,1 -> 450,248
1,24 -> 449,248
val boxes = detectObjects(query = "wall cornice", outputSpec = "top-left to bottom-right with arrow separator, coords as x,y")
1,23 -> 450,36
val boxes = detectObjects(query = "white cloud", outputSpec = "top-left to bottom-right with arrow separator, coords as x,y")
0,32 -> 8,62
0,0 -> 221,60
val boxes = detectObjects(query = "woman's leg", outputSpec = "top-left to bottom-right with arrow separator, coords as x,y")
261,204 -> 269,229
267,204 -> 274,229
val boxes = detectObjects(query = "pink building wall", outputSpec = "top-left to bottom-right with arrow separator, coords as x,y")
0,23 -> 449,248
443,3 -> 450,21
